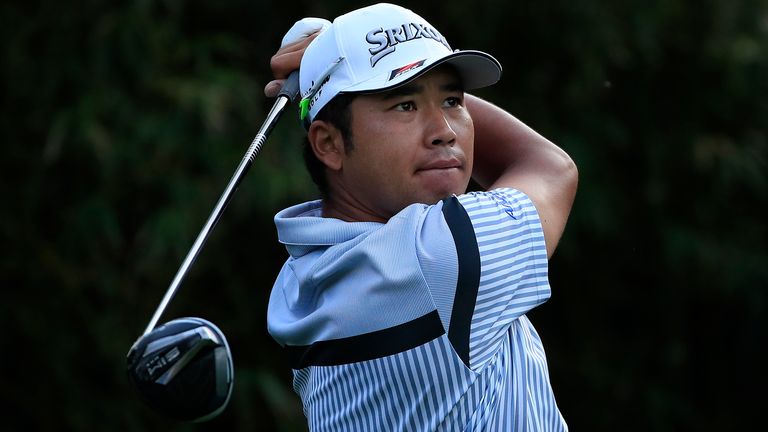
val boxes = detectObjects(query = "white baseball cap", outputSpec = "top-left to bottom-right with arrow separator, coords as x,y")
298,3 -> 502,126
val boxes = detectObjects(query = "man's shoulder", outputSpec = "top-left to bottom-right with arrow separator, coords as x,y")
456,188 -> 537,217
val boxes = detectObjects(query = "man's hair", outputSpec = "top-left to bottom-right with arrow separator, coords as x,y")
303,92 -> 357,198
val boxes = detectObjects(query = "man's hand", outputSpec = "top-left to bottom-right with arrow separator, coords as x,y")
264,18 -> 330,98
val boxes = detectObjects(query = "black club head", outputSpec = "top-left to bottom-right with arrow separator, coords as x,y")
126,317 -> 234,422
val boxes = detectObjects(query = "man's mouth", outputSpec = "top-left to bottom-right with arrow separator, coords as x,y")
417,157 -> 462,172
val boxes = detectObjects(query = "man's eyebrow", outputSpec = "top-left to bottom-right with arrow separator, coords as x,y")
377,80 -> 465,100
378,83 -> 424,100
442,82 -> 465,93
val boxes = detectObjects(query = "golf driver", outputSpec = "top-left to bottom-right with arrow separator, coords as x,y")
127,71 -> 300,422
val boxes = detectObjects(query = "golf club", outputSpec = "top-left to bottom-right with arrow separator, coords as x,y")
127,71 -> 300,422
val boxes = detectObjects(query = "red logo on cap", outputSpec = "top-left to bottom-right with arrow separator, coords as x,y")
388,59 -> 426,81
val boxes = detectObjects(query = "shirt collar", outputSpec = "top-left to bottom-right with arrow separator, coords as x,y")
274,200 -> 383,257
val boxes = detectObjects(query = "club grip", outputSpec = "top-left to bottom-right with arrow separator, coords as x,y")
277,70 -> 301,103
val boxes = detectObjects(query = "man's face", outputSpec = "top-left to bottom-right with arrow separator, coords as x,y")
335,66 -> 474,221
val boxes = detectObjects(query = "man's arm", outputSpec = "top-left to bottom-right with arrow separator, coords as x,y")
263,27 -> 578,259
466,95 -> 578,258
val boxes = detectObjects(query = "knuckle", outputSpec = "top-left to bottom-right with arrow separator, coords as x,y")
269,55 -> 281,72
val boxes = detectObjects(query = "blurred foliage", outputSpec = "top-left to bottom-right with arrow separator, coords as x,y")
1,0 -> 766,430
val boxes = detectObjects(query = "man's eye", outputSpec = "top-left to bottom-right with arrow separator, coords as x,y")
444,97 -> 461,107
395,101 -> 415,111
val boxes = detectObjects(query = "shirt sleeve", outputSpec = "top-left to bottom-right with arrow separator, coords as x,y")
418,188 -> 550,370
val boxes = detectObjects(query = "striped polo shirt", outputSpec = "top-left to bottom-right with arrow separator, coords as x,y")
268,188 -> 567,431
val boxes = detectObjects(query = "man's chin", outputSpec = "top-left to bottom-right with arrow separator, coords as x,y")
419,187 -> 466,205
418,176 -> 469,198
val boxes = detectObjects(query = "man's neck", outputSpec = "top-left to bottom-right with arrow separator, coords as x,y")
321,196 -> 389,223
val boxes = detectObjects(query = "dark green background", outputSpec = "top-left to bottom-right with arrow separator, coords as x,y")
3,0 -> 766,430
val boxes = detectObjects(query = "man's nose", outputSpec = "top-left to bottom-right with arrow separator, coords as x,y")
425,107 -> 457,146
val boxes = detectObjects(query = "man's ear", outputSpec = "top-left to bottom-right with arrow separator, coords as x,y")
307,120 -> 345,171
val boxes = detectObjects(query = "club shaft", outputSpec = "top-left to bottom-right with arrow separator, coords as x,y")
143,94 -> 293,336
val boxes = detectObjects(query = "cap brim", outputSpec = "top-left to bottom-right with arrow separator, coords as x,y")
342,50 -> 502,95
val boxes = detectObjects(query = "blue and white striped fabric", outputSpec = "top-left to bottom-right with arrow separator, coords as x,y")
268,188 -> 567,431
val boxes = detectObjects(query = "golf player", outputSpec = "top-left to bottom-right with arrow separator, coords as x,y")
265,3 -> 578,431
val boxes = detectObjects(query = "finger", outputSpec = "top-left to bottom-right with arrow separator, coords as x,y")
269,32 -> 320,79
274,31 -> 320,57
270,49 -> 305,79
264,79 -> 285,98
